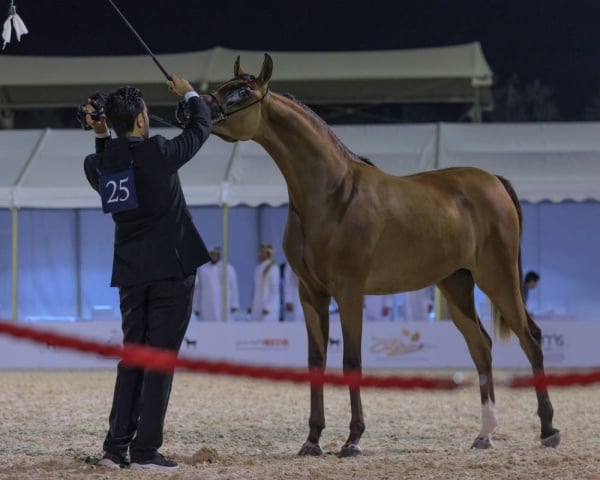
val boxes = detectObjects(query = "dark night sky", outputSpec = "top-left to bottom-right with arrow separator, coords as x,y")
4,0 -> 600,119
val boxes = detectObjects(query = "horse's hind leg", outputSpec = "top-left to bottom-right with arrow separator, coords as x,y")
437,269 -> 497,449
484,284 -> 561,447
298,282 -> 331,456
524,313 -> 560,447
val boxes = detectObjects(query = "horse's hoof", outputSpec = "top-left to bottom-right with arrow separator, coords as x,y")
471,435 -> 493,449
339,443 -> 362,458
298,442 -> 322,456
541,430 -> 561,448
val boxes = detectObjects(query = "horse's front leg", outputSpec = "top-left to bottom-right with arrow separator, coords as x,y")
298,283 -> 331,456
336,289 -> 366,457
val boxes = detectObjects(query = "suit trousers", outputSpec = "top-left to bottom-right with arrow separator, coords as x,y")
103,273 -> 195,460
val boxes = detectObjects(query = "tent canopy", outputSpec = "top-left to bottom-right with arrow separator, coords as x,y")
0,43 -> 493,110
1,122 -> 599,209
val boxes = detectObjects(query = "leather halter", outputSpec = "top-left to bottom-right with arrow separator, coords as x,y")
209,83 -> 270,124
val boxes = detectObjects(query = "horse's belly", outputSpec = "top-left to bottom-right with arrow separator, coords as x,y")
364,248 -> 463,294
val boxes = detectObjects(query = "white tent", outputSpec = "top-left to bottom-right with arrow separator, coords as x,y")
2,122 -> 600,323
438,123 -> 600,203
0,43 -> 493,113
2,122 -> 600,208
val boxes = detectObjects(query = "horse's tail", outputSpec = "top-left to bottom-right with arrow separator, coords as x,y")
493,175 -> 524,342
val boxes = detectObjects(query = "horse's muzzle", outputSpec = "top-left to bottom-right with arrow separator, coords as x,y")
204,93 -> 226,124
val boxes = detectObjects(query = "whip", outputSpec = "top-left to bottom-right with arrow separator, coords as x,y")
76,1 -> 188,129
106,0 -> 171,80
90,0 -> 187,128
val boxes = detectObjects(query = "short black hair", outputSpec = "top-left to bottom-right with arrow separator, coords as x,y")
105,86 -> 145,137
524,271 -> 540,283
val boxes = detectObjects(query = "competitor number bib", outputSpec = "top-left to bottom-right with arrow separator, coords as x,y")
98,166 -> 139,214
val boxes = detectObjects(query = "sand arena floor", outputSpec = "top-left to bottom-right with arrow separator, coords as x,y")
0,369 -> 598,480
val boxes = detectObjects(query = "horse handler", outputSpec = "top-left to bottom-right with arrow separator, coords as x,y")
82,75 -> 213,471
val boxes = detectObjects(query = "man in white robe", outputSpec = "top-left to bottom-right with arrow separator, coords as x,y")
249,244 -> 281,322
283,264 -> 303,322
192,246 -> 239,322
403,286 -> 434,322
364,294 -> 394,321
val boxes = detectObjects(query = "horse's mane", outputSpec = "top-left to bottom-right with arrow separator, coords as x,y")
281,93 -> 375,167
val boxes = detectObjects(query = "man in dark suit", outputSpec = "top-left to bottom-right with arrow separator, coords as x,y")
83,74 -> 212,471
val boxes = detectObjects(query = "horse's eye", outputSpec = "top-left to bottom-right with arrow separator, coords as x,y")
225,85 -> 253,107
238,87 -> 251,98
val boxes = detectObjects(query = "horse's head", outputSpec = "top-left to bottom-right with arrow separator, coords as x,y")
209,54 -> 273,142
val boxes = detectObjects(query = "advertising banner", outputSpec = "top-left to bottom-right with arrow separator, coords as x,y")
0,320 -> 597,370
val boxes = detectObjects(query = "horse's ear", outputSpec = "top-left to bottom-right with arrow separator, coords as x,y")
234,56 -> 246,76
257,53 -> 273,87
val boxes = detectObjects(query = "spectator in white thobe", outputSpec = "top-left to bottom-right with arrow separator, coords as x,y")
364,294 -> 394,321
249,244 -> 281,322
403,286 -> 434,321
283,263 -> 303,322
192,246 -> 239,322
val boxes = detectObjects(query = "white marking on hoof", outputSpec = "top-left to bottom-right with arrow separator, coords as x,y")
479,401 -> 498,438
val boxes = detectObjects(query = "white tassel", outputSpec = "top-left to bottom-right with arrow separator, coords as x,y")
11,11 -> 27,40
2,3 -> 28,50
1,16 -> 12,49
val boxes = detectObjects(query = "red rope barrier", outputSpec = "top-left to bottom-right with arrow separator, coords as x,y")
508,371 -> 600,389
0,321 -> 458,389
1,321 -> 598,390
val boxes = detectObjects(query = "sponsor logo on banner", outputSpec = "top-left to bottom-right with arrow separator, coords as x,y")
235,338 -> 290,351
36,328 -> 123,354
541,330 -> 565,364
183,337 -> 198,349
368,328 -> 427,360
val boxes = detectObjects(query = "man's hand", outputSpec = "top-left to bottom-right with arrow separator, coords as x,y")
83,100 -> 109,135
167,74 -> 194,97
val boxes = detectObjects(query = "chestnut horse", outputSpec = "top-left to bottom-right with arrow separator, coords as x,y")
208,54 -> 560,456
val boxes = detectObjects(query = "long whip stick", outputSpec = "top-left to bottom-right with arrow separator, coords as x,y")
106,0 -> 171,80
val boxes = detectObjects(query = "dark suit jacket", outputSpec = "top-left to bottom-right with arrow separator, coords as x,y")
84,96 -> 212,287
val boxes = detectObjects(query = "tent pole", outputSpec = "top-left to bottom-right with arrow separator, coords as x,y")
434,286 -> 441,321
221,203 -> 229,323
434,122 -> 441,169
220,141 -> 239,324
433,122 -> 441,320
472,86 -> 482,122
11,207 -> 18,321
74,210 -> 82,320
9,129 -> 51,322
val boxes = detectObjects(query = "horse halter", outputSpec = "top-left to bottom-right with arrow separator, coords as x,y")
209,84 -> 270,124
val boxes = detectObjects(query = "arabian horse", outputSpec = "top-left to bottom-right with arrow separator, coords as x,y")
208,54 -> 560,456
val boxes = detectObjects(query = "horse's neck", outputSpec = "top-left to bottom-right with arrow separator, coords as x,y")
254,94 -> 350,210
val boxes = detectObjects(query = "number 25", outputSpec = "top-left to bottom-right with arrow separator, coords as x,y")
106,177 -> 130,203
